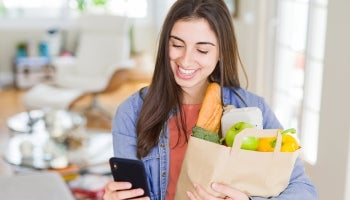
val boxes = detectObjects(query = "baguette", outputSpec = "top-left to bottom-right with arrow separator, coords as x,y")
192,82 -> 223,143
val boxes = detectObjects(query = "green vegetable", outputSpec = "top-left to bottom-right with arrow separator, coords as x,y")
192,126 -> 220,144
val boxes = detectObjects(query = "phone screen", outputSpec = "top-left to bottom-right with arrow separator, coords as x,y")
109,157 -> 150,197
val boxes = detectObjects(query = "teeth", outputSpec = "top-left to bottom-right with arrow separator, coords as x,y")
179,67 -> 195,75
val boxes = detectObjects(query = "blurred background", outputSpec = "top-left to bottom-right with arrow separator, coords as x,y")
0,0 -> 349,199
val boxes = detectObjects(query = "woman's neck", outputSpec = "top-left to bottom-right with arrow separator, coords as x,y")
181,82 -> 209,104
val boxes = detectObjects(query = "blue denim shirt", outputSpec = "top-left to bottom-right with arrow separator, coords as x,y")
112,87 -> 318,200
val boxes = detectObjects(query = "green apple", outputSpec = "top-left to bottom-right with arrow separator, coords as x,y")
224,121 -> 259,150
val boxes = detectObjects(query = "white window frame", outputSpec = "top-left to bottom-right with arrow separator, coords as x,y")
272,0 -> 328,165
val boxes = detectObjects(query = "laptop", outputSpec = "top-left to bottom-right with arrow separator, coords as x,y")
0,172 -> 75,200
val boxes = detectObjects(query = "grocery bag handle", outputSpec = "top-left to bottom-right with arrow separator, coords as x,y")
232,128 -> 282,152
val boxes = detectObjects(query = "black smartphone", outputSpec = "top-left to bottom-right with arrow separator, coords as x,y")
109,157 -> 150,198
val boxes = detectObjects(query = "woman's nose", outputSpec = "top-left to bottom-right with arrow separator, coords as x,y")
180,49 -> 195,67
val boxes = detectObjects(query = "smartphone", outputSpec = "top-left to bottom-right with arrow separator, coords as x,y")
109,157 -> 150,198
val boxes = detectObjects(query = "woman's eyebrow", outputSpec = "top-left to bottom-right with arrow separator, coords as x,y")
197,41 -> 216,46
170,35 -> 216,46
170,35 -> 184,43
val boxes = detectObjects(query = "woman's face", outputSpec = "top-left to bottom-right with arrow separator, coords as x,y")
169,18 -> 219,91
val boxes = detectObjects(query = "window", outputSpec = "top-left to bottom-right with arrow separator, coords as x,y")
272,0 -> 328,164
2,0 -> 67,18
0,0 -> 148,18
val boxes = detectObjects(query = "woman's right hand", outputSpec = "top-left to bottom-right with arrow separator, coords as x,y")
103,181 -> 150,200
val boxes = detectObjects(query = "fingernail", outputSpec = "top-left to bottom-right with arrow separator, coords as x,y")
186,191 -> 191,197
136,188 -> 144,195
211,182 -> 218,190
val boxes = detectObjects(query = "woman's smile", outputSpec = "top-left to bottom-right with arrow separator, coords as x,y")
177,66 -> 197,79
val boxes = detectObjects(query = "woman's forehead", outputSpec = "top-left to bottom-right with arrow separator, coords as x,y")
170,18 -> 218,44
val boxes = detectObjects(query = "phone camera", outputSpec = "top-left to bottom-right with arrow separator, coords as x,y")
113,163 -> 118,169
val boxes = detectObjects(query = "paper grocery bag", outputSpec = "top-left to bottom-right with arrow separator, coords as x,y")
175,128 -> 301,199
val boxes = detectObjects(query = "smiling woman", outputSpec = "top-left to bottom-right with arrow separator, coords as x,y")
168,18 -> 219,94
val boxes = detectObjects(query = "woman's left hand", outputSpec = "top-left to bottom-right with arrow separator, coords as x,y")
186,182 -> 250,200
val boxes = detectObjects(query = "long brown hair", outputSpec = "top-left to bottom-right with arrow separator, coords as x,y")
136,0 -> 246,158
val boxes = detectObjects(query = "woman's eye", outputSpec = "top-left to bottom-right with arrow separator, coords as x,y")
172,44 -> 183,48
198,49 -> 208,54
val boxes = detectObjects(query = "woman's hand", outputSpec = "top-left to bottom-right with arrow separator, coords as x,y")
186,182 -> 250,200
103,181 -> 150,200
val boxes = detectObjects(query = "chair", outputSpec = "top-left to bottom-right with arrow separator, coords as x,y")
22,14 -> 135,117
0,172 -> 75,200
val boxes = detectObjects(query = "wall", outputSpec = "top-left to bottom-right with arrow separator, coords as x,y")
233,0 -> 276,103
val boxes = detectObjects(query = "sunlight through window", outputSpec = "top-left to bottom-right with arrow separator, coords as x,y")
109,0 -> 147,18
2,0 -> 148,18
3,0 -> 65,8
272,0 -> 328,165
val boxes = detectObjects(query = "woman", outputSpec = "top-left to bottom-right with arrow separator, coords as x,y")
103,0 -> 317,199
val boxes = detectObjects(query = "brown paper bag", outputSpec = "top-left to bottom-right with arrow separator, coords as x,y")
175,128 -> 301,199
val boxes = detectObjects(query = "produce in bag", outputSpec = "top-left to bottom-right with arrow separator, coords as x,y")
192,82 -> 222,143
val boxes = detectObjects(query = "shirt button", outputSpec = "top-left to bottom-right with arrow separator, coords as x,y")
161,172 -> 166,177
